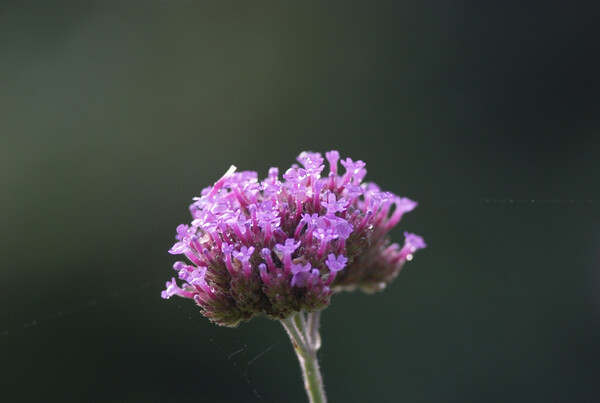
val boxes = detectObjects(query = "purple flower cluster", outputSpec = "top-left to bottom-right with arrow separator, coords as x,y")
162,151 -> 426,326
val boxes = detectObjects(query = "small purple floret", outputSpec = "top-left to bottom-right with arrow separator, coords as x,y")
404,232 -> 427,250
276,238 -> 301,255
399,232 -> 427,261
291,262 -> 312,287
321,192 -> 349,214
233,246 -> 255,263
326,254 -> 348,272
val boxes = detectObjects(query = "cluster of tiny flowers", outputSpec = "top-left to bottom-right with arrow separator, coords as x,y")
162,151 -> 426,326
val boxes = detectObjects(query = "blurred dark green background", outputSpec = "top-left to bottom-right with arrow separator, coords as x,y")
1,2 -> 599,402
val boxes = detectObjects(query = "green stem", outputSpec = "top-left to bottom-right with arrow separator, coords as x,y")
307,310 -> 321,350
281,311 -> 327,403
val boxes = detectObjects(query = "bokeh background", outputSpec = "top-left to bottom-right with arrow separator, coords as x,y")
1,2 -> 599,402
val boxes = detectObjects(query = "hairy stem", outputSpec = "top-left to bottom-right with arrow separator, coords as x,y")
281,311 -> 326,403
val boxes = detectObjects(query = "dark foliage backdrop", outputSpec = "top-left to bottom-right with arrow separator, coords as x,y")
1,2 -> 599,402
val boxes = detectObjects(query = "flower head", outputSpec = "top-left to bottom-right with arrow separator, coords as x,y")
163,151 -> 425,326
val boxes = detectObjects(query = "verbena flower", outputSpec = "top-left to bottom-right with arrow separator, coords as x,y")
162,150 -> 425,327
